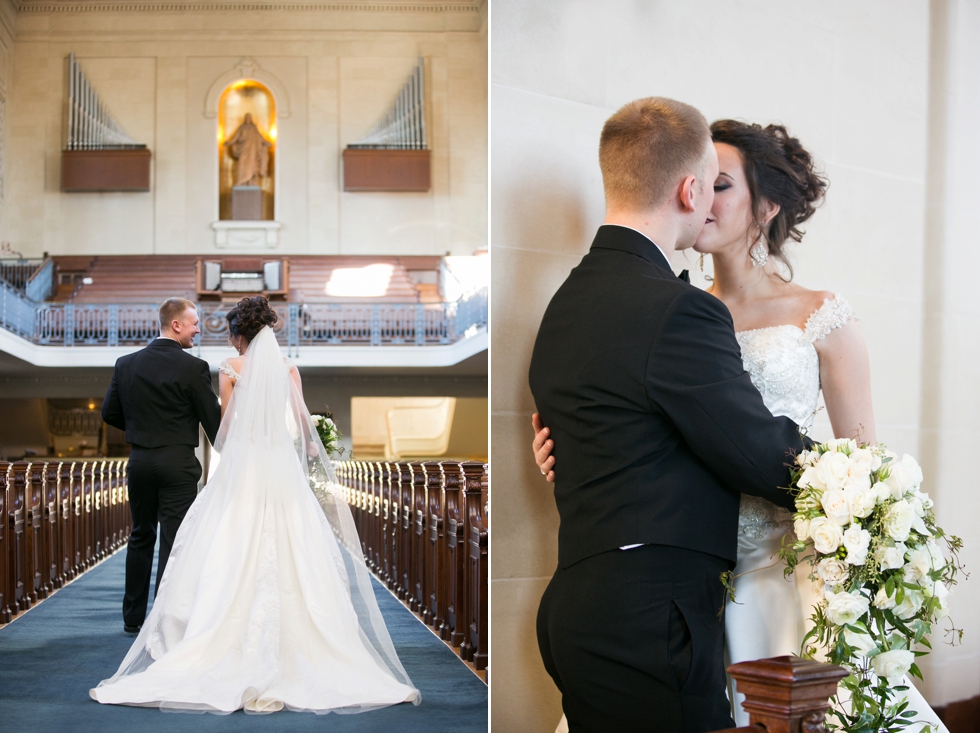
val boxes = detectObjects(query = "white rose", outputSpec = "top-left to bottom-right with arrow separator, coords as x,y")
825,590 -> 870,626
816,557 -> 849,587
794,518 -> 810,542
847,486 -> 877,519
809,516 -> 844,555
815,451 -> 851,491
874,587 -> 896,610
798,466 -> 824,491
873,649 -> 915,685
926,540 -> 944,570
874,542 -> 907,571
843,627 -> 878,657
894,588 -> 925,620
872,482 -> 891,503
882,500 -> 916,542
905,545 -> 936,579
914,490 -> 934,511
842,524 -> 871,566
821,488 -> 852,526
900,454 -> 923,487
884,457 -> 921,498
848,449 -> 876,478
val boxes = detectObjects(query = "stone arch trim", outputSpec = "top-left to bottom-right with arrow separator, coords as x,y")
204,57 -> 291,119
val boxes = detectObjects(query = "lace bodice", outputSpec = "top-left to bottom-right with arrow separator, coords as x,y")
735,294 -> 855,538
218,358 -> 295,384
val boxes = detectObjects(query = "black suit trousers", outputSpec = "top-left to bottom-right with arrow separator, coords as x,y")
123,445 -> 201,627
537,544 -> 735,733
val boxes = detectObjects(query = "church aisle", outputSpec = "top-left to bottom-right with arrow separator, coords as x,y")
0,549 -> 487,732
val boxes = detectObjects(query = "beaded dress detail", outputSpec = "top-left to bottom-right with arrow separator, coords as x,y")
734,295 -> 854,539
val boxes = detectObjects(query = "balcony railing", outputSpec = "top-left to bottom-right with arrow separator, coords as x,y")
0,280 -> 487,352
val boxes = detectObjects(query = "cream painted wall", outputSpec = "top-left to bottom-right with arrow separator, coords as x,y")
1,1 -> 487,257
491,1 -> 975,729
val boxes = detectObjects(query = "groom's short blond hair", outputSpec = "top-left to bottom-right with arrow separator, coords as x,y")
159,297 -> 196,330
599,97 -> 711,210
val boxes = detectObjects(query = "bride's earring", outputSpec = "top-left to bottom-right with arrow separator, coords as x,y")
749,234 -> 769,268
699,253 -> 713,283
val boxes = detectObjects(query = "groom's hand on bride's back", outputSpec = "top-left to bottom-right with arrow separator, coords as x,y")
532,413 -> 556,483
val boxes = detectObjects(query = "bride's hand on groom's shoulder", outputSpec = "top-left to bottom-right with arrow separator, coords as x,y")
531,413 -> 556,483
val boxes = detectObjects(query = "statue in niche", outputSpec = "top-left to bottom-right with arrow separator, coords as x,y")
223,113 -> 270,187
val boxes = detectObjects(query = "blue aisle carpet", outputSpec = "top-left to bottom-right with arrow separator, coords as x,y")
0,550 -> 487,732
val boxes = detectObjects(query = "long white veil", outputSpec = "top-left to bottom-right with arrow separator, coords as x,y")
93,326 -> 418,713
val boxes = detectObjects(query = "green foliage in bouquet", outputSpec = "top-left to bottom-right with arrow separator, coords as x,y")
780,440 -> 964,733
311,411 -> 348,460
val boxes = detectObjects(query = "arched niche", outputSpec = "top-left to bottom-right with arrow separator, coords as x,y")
204,57 -> 291,119
217,80 -> 276,221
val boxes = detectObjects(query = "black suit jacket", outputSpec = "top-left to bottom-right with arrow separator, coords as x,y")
529,225 -> 810,568
102,338 -> 221,449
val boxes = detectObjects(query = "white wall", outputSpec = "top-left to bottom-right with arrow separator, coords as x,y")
2,2 -> 487,257
491,1 -> 975,729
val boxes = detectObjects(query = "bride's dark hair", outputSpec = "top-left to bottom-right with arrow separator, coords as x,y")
226,295 -> 278,343
710,120 -> 828,280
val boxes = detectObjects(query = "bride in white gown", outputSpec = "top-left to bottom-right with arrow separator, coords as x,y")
534,121 -> 946,732
92,297 -> 419,714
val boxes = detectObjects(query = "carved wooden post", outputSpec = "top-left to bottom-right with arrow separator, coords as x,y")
379,461 -> 392,587
388,461 -> 402,595
82,461 -> 95,568
369,461 -> 381,573
412,461 -> 427,617
121,460 -> 131,540
71,461 -> 84,575
26,461 -> 48,600
44,461 -> 61,589
441,461 -> 465,645
462,461 -> 487,667
9,461 -> 30,612
725,656 -> 848,733
58,461 -> 73,581
424,460 -> 445,631
107,461 -> 119,551
397,461 -> 414,602
0,462 -> 10,623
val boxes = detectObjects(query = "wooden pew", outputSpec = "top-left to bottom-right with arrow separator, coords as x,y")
43,461 -> 61,591
57,461 -> 74,584
0,462 -> 10,623
412,462 -> 427,618
442,461 -> 466,646
25,461 -> 48,602
464,462 -> 488,670
424,460 -> 445,633
8,462 -> 30,613
70,461 -> 85,576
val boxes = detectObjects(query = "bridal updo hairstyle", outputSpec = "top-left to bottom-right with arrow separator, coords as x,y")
226,295 -> 278,343
710,120 -> 828,279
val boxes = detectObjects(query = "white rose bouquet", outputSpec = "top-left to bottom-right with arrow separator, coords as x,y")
781,441 -> 963,732
310,412 -> 348,460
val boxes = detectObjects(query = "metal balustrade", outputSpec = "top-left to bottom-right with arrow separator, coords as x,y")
0,285 -> 487,350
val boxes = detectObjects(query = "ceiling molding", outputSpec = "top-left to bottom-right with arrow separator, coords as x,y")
15,1 -> 479,13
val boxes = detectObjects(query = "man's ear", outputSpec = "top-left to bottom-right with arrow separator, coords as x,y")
678,175 -> 698,213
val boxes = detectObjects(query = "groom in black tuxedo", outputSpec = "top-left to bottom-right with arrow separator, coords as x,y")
102,298 -> 220,633
529,98 -> 810,732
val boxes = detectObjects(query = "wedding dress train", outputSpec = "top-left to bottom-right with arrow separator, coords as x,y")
91,326 -> 419,714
